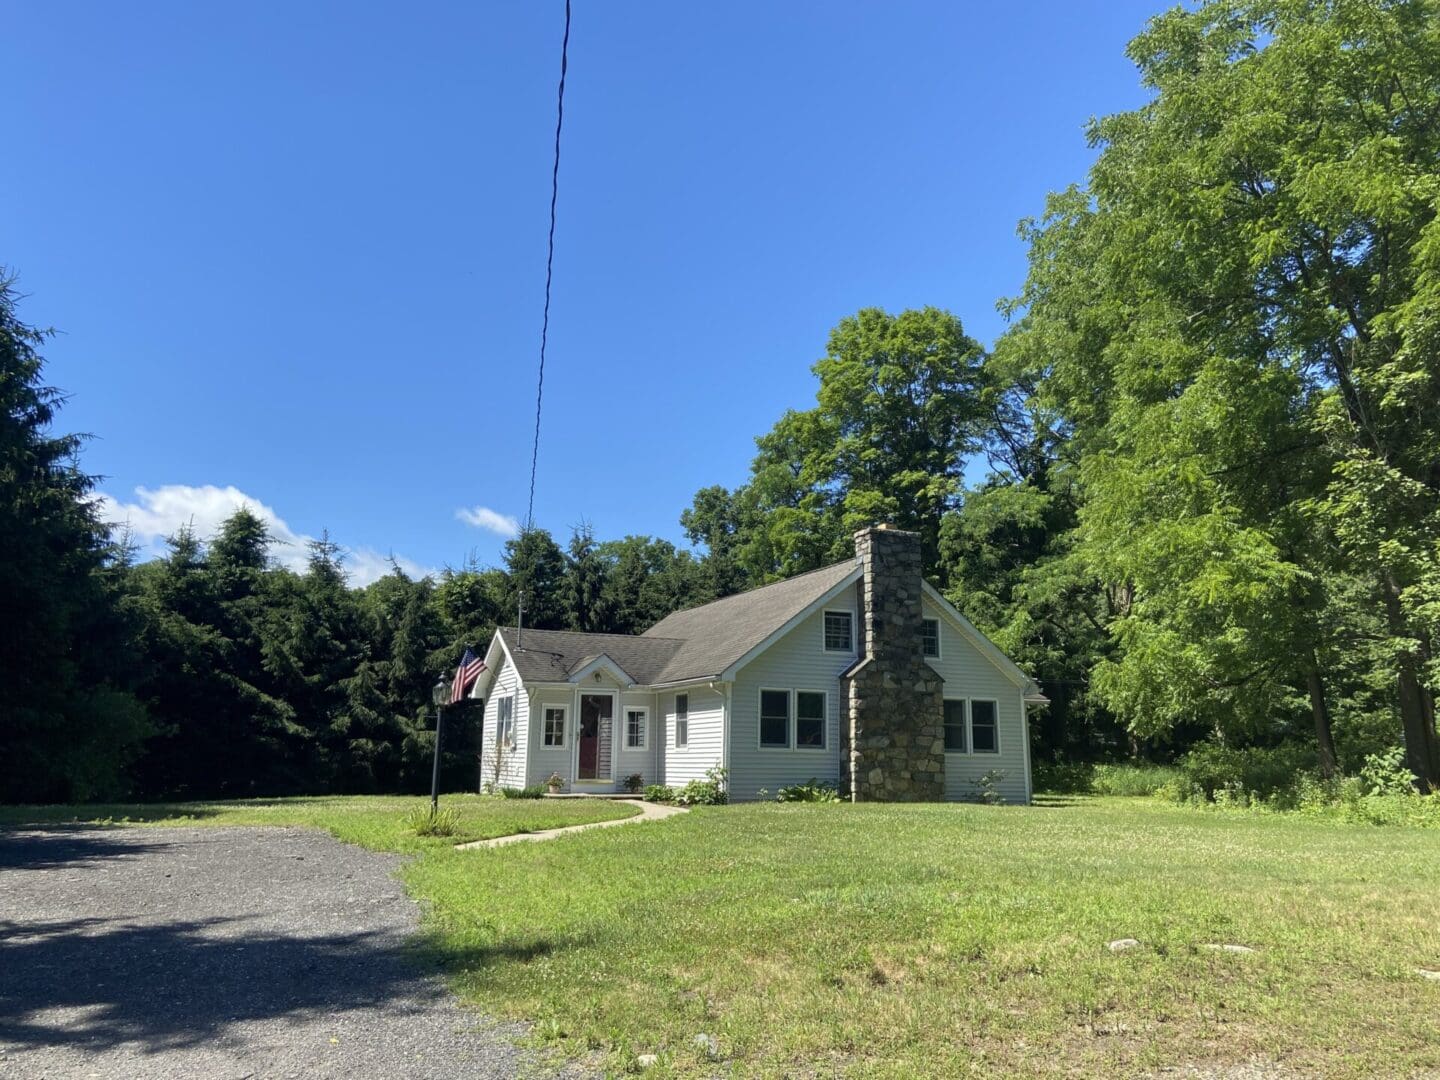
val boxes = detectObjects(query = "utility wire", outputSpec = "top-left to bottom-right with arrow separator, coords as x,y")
526,0 -> 571,532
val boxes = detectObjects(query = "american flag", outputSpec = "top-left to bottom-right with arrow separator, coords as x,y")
450,647 -> 485,704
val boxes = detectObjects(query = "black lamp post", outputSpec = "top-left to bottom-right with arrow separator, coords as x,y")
430,678 -> 448,816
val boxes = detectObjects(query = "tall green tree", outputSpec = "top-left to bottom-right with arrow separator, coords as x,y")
1003,0 -> 1440,783
503,527 -> 568,631
599,535 -> 709,634
686,306 -> 989,581
0,273 -> 150,802
564,522 -> 613,632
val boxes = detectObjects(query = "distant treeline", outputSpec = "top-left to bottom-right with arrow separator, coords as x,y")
4,0 -> 1439,802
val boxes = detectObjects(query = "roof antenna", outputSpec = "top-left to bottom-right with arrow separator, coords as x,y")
517,590 -> 526,650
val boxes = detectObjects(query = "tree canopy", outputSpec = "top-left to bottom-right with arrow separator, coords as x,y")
4,0 -> 1440,800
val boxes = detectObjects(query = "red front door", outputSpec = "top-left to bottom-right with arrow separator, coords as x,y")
578,694 -> 610,780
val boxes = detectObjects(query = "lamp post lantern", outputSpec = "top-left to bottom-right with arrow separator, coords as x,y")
430,678 -> 449,816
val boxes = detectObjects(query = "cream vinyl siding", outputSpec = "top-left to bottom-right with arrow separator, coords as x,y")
728,593 -> 856,801
480,654 -> 529,791
527,688 -> 573,789
661,685 -> 723,786
922,597 -> 1031,804
614,690 -> 659,790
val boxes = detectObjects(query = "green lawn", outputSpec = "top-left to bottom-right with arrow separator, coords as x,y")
403,797 -> 1440,1077
6,794 -> 1438,1076
0,794 -> 639,853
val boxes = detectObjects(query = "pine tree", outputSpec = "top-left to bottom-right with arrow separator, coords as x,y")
0,271 -> 150,801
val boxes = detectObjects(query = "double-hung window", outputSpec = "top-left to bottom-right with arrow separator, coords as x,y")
496,695 -> 516,749
795,691 -> 826,749
823,610 -> 853,652
542,705 -> 565,747
760,690 -> 790,748
943,699 -> 967,752
921,617 -> 940,658
970,700 -> 999,754
675,693 -> 689,748
625,708 -> 647,749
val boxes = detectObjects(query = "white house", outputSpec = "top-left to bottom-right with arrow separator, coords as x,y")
470,525 -> 1046,803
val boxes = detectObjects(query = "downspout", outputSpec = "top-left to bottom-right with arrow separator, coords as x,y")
709,680 -> 731,796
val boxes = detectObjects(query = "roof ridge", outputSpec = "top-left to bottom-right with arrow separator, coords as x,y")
646,558 -> 857,624
498,626 -> 687,644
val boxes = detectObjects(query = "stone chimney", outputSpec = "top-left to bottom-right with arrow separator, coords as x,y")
841,525 -> 945,801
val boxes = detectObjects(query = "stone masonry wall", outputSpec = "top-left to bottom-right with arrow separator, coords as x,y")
841,526 -> 945,801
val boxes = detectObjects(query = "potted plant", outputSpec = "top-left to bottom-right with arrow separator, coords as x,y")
545,772 -> 565,794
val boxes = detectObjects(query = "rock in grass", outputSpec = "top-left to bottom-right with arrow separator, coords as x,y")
693,1033 -> 720,1058
1416,968 -> 1440,982
1108,938 -> 1141,952
636,1052 -> 659,1067
1201,943 -> 1257,954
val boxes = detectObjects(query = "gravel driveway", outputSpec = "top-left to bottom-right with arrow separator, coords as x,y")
0,826 -> 584,1079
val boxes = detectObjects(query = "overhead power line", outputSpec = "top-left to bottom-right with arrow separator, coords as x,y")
526,0 -> 571,532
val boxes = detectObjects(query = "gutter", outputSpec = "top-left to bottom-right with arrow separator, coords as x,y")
648,673 -> 724,690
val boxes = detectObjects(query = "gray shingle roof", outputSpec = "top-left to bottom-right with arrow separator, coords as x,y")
495,628 -> 685,685
643,559 -> 859,682
495,557 -> 860,687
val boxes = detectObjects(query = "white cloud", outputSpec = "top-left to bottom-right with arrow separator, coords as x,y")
95,483 -> 437,587
455,505 -> 520,537
345,547 -> 436,587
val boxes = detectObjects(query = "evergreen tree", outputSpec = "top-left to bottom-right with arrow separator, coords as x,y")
564,522 -> 613,632
503,527 -> 568,630
0,273 -> 149,802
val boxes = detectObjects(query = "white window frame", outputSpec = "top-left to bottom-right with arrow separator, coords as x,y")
497,695 -> 516,749
921,617 -> 941,659
822,609 -> 854,653
674,693 -> 689,748
758,687 -> 792,749
625,706 -> 648,750
794,689 -> 827,750
542,704 -> 566,748
942,697 -> 968,754
969,698 -> 1001,755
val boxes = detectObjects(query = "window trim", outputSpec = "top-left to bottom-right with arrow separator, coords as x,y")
794,689 -> 827,751
822,609 -> 854,653
674,693 -> 689,748
542,703 -> 567,748
497,694 -> 516,749
921,616 -> 941,659
624,706 -> 648,750
758,687 -> 792,749
969,698 -> 1001,755
942,697 -> 968,754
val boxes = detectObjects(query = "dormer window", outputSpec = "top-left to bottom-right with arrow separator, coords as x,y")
823,610 -> 853,652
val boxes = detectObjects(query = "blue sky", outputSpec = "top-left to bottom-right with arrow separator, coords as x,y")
4,1 -> 1157,584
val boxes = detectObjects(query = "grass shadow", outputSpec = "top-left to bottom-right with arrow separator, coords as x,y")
1031,794 -> 1084,808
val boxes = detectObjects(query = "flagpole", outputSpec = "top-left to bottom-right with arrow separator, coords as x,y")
430,678 -> 448,817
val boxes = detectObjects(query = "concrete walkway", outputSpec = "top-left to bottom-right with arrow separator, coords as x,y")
456,799 -> 687,850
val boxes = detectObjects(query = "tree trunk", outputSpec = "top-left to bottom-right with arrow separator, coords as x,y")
1382,571 -> 1440,791
1306,659 -> 1338,780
